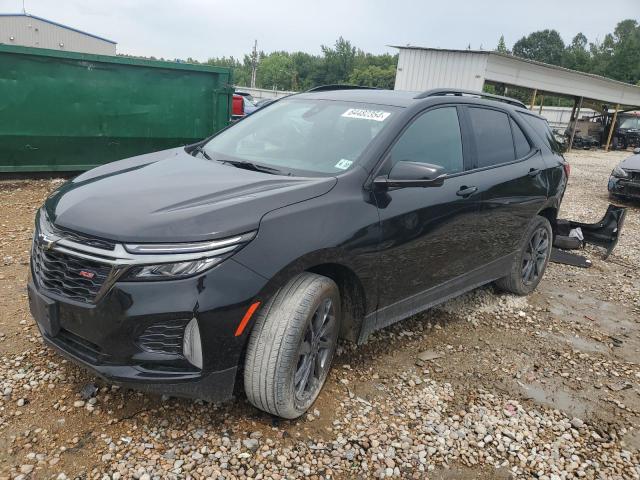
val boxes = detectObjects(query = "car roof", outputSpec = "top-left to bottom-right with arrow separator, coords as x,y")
294,89 -> 421,107
294,88 -> 530,112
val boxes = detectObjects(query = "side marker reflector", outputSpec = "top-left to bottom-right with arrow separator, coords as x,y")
234,301 -> 261,337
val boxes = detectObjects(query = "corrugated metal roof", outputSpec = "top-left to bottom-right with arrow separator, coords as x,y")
391,46 -> 640,97
394,48 -> 487,92
0,13 -> 116,44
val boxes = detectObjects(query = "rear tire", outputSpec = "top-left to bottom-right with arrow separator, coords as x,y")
244,272 -> 340,419
495,216 -> 552,296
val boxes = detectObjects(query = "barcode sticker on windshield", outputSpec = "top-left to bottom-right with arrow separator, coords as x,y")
342,108 -> 390,122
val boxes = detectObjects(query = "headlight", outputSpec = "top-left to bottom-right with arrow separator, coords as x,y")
122,231 -> 255,280
612,165 -> 628,178
127,257 -> 222,279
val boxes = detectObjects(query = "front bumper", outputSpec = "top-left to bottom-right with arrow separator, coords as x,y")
39,324 -> 237,402
28,257 -> 268,402
608,176 -> 640,199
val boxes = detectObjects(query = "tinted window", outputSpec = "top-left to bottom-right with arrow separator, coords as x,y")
468,108 -> 515,167
390,107 -> 463,174
518,112 -> 563,154
511,119 -> 531,158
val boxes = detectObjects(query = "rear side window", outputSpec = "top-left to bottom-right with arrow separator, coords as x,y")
390,107 -> 463,174
511,119 -> 531,158
467,108 -> 515,167
518,112 -> 563,154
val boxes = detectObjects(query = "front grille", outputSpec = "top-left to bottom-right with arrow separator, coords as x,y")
136,320 -> 189,355
32,245 -> 112,303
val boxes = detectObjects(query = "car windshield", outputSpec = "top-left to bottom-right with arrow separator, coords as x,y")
619,117 -> 640,129
203,98 -> 398,175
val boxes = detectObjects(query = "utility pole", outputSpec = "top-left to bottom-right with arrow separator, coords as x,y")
22,0 -> 26,13
250,40 -> 258,88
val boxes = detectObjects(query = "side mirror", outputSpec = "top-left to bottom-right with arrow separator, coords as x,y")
374,161 -> 446,189
634,147 -> 640,155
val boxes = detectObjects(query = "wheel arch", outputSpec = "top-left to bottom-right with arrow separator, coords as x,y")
306,263 -> 368,343
537,205 -> 558,234
245,253 -> 371,344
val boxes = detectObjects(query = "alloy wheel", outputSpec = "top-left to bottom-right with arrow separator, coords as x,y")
522,227 -> 549,285
294,297 -> 337,402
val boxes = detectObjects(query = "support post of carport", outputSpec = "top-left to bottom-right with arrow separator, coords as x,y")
568,96 -> 584,152
529,89 -> 537,110
605,104 -> 620,152
538,95 -> 544,114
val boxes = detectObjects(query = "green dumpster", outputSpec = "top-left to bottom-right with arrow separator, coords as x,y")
0,44 -> 233,172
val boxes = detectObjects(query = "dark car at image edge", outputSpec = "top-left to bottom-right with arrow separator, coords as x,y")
28,87 -> 569,419
608,147 -> 640,200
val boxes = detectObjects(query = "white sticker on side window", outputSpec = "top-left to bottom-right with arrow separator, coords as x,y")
335,159 -> 353,170
342,108 -> 390,122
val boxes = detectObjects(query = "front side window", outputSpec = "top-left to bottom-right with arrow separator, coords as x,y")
204,98 -> 398,175
468,107 -> 515,168
389,107 -> 464,174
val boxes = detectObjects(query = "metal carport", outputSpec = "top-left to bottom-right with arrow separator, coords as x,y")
392,46 -> 640,150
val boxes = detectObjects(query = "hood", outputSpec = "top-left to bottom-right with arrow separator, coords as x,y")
45,148 -> 336,242
620,154 -> 640,171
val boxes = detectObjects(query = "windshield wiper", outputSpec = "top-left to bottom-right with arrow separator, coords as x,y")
191,145 -> 212,160
217,159 -> 287,175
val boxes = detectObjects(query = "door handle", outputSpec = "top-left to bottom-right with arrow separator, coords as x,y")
456,186 -> 477,197
528,168 -> 542,177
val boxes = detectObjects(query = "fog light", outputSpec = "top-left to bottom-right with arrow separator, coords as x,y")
183,318 -> 203,369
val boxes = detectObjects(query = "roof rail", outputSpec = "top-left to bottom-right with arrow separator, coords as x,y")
414,88 -> 526,108
306,84 -> 381,93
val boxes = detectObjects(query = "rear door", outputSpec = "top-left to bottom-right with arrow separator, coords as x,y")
373,105 -> 485,317
461,106 -> 549,262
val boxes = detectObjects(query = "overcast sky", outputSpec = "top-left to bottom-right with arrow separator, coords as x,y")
2,0 -> 638,60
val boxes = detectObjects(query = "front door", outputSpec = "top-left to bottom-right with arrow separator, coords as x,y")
372,106 -> 484,330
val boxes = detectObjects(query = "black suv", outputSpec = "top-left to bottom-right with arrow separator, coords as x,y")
28,87 -> 568,419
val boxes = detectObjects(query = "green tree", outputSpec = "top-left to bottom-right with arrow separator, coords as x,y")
256,51 -> 294,90
496,35 -> 508,54
205,56 -> 251,86
563,33 -> 591,71
513,29 -> 565,65
320,37 -> 357,84
349,65 -> 396,89
602,19 -> 640,84
289,51 -> 322,90
203,21 -> 639,92
589,21 -> 640,84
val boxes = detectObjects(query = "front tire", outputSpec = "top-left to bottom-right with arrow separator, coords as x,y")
244,273 -> 341,419
495,216 -> 552,296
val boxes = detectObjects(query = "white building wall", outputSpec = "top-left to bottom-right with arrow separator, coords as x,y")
537,106 -> 596,128
394,49 -> 487,91
0,15 -> 116,55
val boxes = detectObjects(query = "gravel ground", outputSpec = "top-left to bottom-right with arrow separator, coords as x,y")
0,149 -> 639,480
